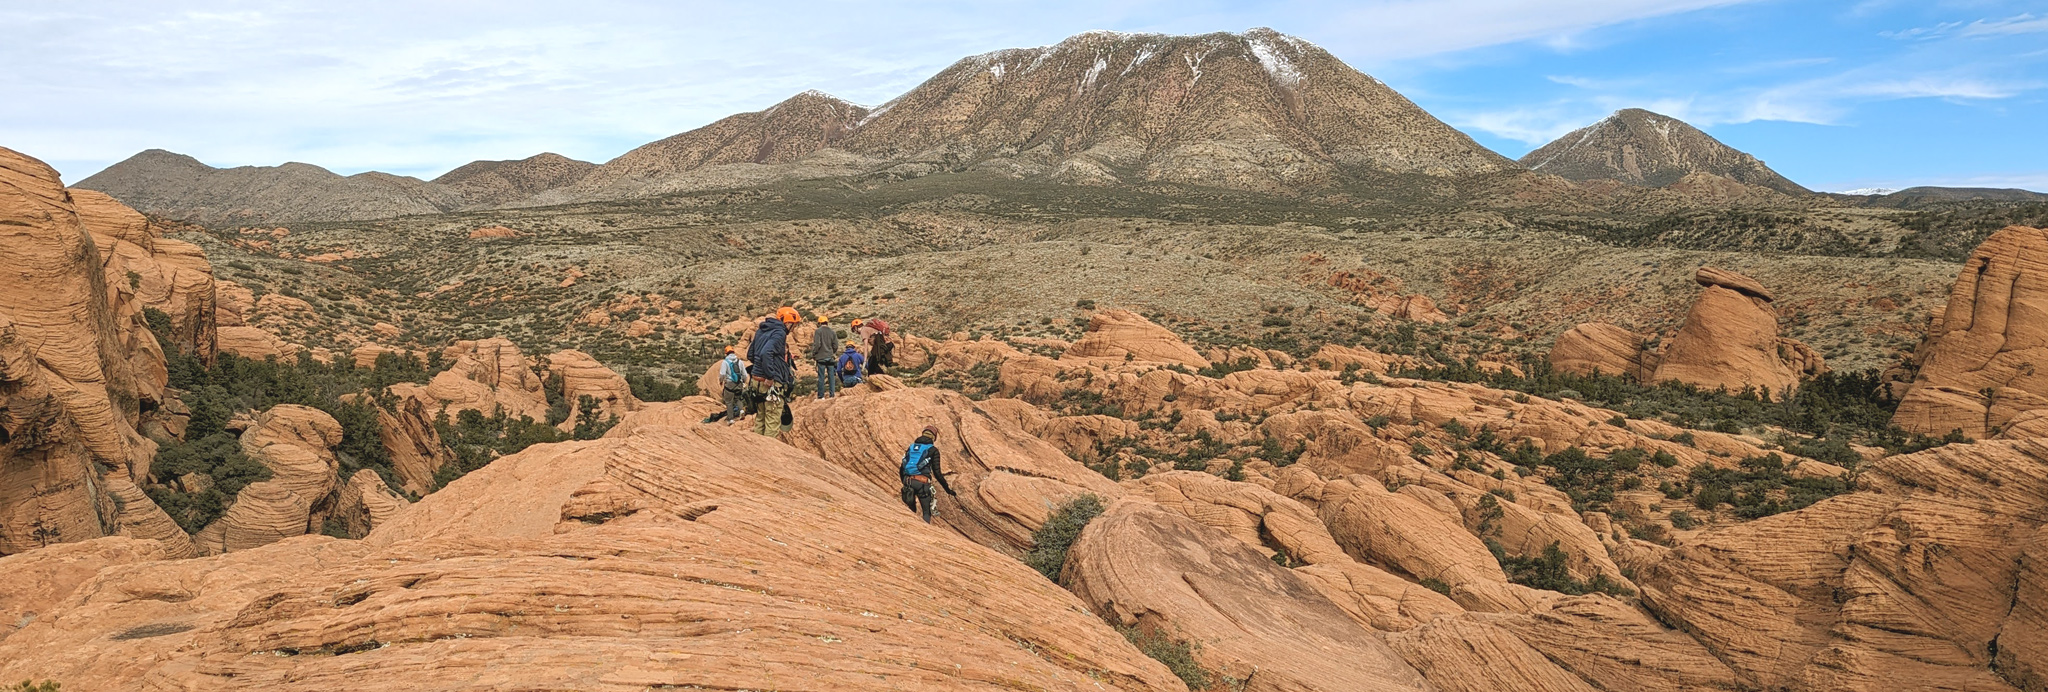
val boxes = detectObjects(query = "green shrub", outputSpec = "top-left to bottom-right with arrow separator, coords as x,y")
1118,626 -> 1211,690
1490,541 -> 1634,598
1024,495 -> 1105,583
9,681 -> 59,692
1668,510 -> 1699,530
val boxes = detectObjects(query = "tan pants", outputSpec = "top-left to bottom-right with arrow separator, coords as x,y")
755,395 -> 785,438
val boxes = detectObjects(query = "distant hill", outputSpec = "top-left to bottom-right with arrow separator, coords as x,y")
563,90 -> 871,201
1866,186 -> 2048,205
75,149 -> 462,225
433,153 -> 596,207
1520,109 -> 1807,195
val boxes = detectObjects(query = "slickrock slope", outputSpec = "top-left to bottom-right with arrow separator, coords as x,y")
1650,266 -> 1823,399
1547,322 -> 1647,378
0,146 -> 191,557
75,149 -> 461,225
0,424 -> 1188,691
1520,108 -> 1808,194
1622,439 -> 2048,691
566,90 -> 871,200
1893,225 -> 2048,438
430,152 -> 595,207
782,387 -> 1122,552
842,29 -> 1512,191
1065,499 -> 1433,691
1063,308 -> 1212,368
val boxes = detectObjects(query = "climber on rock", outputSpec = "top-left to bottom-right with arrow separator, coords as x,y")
837,344 -> 865,389
808,314 -> 842,399
865,318 -> 895,376
899,425 -> 956,523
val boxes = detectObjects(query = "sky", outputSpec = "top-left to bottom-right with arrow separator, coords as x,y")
2,0 -> 2043,192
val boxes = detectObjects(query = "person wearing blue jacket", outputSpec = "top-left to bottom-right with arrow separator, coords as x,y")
747,307 -> 799,387
836,345 -> 865,388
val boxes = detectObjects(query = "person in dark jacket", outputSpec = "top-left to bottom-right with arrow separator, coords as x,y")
807,314 -> 842,399
747,307 -> 799,387
898,425 -> 956,523
866,332 -> 894,376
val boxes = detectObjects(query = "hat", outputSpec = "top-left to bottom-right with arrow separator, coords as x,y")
724,345 -> 736,354
920,425 -> 940,438
851,318 -> 864,327
776,306 -> 800,324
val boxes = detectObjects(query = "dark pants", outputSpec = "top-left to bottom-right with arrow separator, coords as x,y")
900,476 -> 934,523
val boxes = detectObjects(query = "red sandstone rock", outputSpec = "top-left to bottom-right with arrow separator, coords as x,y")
1894,226 -> 2048,438
1063,309 -> 1211,368
1548,322 -> 1648,378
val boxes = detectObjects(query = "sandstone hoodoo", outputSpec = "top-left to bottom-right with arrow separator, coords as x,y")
1549,266 -> 1824,399
1650,266 -> 1824,398
1892,225 -> 2048,439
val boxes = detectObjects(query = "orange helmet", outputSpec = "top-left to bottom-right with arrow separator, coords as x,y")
776,307 -> 800,324
817,314 -> 828,323
724,345 -> 735,354
851,318 -> 864,327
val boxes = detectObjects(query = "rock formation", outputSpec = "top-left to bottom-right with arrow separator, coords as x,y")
1063,309 -> 1211,368
1065,500 -> 1433,691
192,404 -> 344,554
390,337 -> 550,422
0,423 -> 1189,691
781,387 -> 1122,552
1893,226 -> 2048,438
545,349 -> 640,429
0,146 -> 191,557
1547,322 -> 1647,379
1649,266 -> 1823,399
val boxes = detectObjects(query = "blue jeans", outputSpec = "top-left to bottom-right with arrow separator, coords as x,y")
815,362 -> 840,398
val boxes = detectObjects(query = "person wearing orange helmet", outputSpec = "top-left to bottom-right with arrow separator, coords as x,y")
745,308 -> 801,437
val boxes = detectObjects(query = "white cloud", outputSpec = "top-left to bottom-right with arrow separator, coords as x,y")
0,0 -> 1781,179
1961,13 -> 2048,37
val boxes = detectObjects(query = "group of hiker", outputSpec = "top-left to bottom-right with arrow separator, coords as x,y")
702,306 -> 947,522
705,307 -> 900,435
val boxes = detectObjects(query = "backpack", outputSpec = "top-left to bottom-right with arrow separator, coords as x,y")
901,442 -> 933,477
721,358 -> 745,391
872,338 -> 895,367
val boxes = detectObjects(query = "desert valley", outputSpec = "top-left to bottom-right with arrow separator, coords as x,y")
2,27 -> 2046,692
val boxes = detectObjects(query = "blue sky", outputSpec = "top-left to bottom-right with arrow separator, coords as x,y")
3,0 -> 2043,191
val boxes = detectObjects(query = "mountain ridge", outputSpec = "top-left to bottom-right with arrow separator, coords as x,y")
1519,108 -> 1808,195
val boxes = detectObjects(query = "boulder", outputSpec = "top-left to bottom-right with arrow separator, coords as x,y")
545,349 -> 640,430
1696,265 -> 1774,300
1894,226 -> 2048,438
215,325 -> 300,361
1065,500 -> 1432,691
327,469 -> 409,539
195,405 -> 344,554
1311,475 -> 1539,613
375,394 -> 452,495
1650,268 -> 1821,399
1062,309 -> 1211,368
1548,322 -> 1648,379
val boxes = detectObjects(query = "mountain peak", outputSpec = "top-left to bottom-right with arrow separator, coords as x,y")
1520,108 -> 1807,194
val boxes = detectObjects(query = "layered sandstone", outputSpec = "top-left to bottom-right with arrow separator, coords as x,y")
1650,267 -> 1823,399
1063,310 -> 1211,368
1893,226 -> 2048,438
0,423 -> 1187,691
1547,322 -> 1647,379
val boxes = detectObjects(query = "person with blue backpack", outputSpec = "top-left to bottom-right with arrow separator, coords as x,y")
899,425 -> 956,523
699,346 -> 754,425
